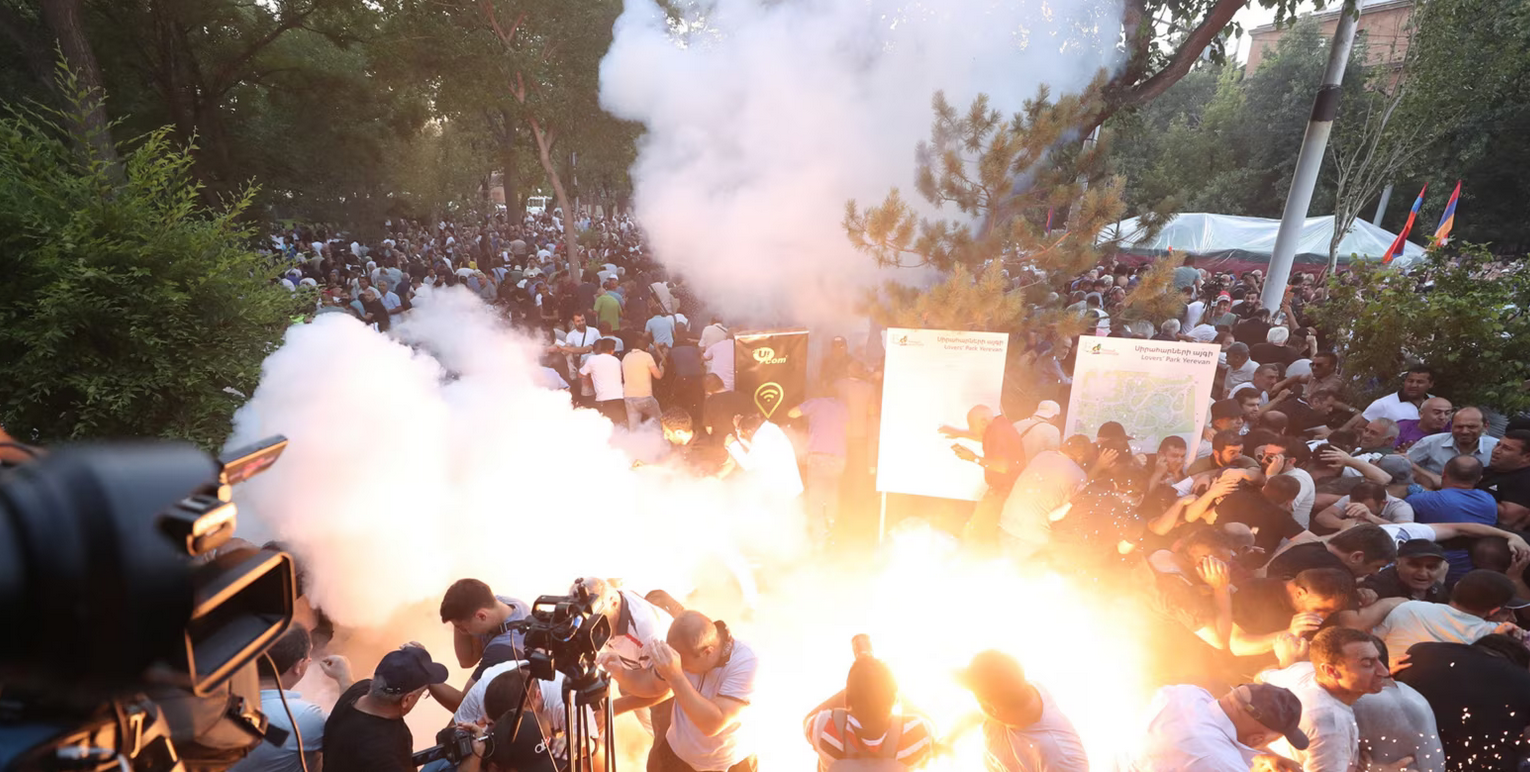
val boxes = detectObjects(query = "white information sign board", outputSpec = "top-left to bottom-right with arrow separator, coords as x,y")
1063,337 -> 1220,452
876,328 -> 1010,501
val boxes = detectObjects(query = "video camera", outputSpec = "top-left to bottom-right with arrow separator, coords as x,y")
411,725 -> 481,768
0,437 -> 297,772
521,587 -> 611,686
472,582 -> 616,772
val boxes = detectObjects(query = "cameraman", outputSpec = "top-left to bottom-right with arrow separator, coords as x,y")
645,611 -> 759,772
440,578 -> 533,671
574,577 -> 675,714
453,664 -> 604,772
324,644 -> 451,772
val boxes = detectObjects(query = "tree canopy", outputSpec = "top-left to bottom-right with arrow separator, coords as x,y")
0,77 -> 301,447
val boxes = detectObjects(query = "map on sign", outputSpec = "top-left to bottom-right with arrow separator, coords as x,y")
1068,370 -> 1198,445
1064,336 -> 1219,451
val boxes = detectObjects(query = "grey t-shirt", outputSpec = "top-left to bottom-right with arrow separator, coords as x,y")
981,684 -> 1090,772
1353,682 -> 1446,772
476,595 -> 530,658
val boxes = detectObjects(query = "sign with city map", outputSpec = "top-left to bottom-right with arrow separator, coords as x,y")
877,328 -> 1010,501
1064,337 -> 1220,452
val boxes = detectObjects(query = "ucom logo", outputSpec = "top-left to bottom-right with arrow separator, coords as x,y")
752,347 -> 787,365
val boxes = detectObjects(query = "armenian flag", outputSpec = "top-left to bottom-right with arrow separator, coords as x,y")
1382,184 -> 1427,264
1433,181 -> 1461,245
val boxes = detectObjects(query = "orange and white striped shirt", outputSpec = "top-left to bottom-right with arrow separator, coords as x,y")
803,709 -> 937,770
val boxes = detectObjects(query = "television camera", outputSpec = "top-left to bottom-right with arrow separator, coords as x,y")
0,437 -> 297,771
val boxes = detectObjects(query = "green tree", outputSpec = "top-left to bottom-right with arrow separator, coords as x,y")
1387,0 -> 1530,249
1109,18 -> 1369,220
846,80 -> 1174,335
0,79 -> 299,447
1308,245 -> 1530,414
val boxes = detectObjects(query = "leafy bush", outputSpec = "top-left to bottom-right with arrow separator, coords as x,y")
1309,244 -> 1530,415
0,75 -> 299,448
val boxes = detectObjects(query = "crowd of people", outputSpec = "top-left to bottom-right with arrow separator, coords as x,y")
224,214 -> 1530,772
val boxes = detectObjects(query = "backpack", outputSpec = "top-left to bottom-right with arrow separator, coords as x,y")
824,710 -> 907,772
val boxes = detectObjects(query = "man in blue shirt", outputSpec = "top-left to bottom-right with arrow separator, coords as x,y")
1408,455 -> 1500,583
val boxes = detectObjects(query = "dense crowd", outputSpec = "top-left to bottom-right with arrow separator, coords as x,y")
220,217 -> 1530,772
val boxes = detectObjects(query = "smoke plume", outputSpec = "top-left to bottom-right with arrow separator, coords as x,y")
599,0 -> 1124,328
228,289 -> 799,631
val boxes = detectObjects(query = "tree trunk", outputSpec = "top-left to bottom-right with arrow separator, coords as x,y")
39,0 -> 119,169
529,117 -> 581,282
500,135 -> 521,216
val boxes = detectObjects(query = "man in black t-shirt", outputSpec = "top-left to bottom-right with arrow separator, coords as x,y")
1262,525 -> 1396,581
325,645 -> 450,772
1211,477 -> 1304,557
701,374 -> 751,446
1231,567 -> 1355,639
1480,430 -> 1530,529
1397,635 -> 1530,772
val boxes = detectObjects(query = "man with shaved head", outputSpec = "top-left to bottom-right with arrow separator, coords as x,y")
1396,397 -> 1452,450
645,611 -> 760,772
942,404 -> 1027,543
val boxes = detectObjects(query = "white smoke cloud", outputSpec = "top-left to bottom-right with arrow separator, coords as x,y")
599,0 -> 1124,328
227,289 -> 800,631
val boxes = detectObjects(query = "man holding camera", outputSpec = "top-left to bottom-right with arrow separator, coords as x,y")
325,644 -> 451,772
644,611 -> 760,772
440,579 -> 533,674
450,660 -> 603,772
577,577 -> 676,715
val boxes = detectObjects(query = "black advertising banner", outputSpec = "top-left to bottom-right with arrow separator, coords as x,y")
734,329 -> 809,422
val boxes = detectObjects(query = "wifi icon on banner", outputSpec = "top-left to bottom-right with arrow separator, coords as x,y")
754,382 -> 784,418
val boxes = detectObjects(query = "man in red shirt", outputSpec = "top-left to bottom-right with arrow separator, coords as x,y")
941,405 -> 1028,546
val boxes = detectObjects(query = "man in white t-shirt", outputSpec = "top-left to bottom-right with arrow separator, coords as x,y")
1119,683 -> 1310,772
727,413 -> 804,499
454,659 -> 597,767
955,650 -> 1089,772
646,612 -> 759,772
574,577 -> 675,713
580,338 -> 626,425
703,336 -> 736,392
699,318 -> 729,351
560,313 -> 602,408
1258,627 -> 1389,772
1362,366 -> 1435,423
1224,343 -> 1258,396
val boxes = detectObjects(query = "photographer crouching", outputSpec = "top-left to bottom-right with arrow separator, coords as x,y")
445,664 -> 601,772
643,611 -> 760,772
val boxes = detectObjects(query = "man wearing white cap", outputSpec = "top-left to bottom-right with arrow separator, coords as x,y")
1011,402 -> 1062,469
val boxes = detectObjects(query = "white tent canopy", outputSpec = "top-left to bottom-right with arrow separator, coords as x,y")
1098,212 -> 1426,268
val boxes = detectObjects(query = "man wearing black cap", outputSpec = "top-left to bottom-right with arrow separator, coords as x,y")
1197,401 -> 1248,459
1362,540 -> 1450,603
1120,682 -> 1309,770
325,644 -> 451,772
950,650 -> 1088,772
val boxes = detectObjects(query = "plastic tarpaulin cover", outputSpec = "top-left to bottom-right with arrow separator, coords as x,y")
1097,212 -> 1426,269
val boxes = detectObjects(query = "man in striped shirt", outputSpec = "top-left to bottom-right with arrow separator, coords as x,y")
803,656 -> 936,770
